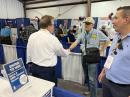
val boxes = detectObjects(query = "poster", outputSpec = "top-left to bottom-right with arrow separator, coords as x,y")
3,58 -> 28,92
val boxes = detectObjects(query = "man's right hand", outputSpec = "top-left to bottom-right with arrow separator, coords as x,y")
98,68 -> 106,83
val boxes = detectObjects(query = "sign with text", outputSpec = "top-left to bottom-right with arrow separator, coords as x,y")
3,58 -> 28,92
43,89 -> 51,97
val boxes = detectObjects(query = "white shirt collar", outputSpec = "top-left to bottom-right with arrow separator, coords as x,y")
39,29 -> 51,34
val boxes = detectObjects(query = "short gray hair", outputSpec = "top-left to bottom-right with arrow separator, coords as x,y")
39,15 -> 54,29
117,6 -> 130,18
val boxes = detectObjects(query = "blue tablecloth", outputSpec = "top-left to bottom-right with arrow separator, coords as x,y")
53,87 -> 85,97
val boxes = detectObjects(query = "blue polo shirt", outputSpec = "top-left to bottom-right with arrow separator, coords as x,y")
106,33 -> 130,84
76,29 -> 109,54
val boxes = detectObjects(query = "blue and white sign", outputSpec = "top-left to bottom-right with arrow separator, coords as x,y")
43,89 -> 51,97
3,58 -> 28,92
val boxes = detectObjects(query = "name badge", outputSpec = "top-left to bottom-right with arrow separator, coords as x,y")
104,55 -> 114,69
91,34 -> 97,39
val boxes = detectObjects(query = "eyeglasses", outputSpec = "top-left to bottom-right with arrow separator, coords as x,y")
113,39 -> 123,55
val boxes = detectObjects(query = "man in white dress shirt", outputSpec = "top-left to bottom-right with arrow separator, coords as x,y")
27,15 -> 70,85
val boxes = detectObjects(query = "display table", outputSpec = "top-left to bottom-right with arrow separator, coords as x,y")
0,76 -> 55,97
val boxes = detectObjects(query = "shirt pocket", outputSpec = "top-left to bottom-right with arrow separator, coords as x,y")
89,38 -> 99,46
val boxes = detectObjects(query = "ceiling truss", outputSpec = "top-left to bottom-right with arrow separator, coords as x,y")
18,0 -> 115,10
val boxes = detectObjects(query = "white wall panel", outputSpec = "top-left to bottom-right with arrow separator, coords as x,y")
26,4 -> 87,19
26,0 -> 130,19
91,0 -> 130,17
0,0 -> 8,18
26,0 -> 86,8
58,4 -> 87,19
0,0 -> 24,19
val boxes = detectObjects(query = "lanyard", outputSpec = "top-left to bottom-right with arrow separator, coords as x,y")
111,39 -> 121,55
84,31 -> 93,47
111,35 -> 124,56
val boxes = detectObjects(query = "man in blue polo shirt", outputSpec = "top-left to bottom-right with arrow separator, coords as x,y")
69,17 -> 109,97
98,6 -> 130,97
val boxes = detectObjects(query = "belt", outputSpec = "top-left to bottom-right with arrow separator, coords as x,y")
31,63 -> 55,69
108,79 -> 130,87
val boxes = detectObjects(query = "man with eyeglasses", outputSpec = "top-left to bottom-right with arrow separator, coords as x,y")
27,15 -> 70,86
69,17 -> 109,97
98,6 -> 130,97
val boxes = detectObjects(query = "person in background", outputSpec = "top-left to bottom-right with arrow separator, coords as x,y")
72,25 -> 79,38
20,23 -> 37,43
27,15 -> 70,85
66,29 -> 76,44
56,24 -> 65,41
72,25 -> 77,34
19,24 -> 25,38
0,25 -> 12,45
34,16 -> 40,30
98,6 -> 130,97
69,17 -> 109,97
100,25 -> 108,37
105,25 -> 116,41
105,12 -> 116,41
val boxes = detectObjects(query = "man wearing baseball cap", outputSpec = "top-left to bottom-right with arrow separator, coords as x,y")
69,17 -> 109,97
84,17 -> 95,24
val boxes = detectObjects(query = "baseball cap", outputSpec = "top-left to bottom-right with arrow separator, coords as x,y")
84,17 -> 95,24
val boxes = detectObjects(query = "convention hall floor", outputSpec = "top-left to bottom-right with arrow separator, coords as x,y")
58,79 -> 102,97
